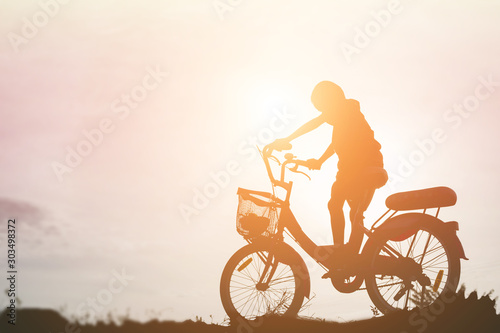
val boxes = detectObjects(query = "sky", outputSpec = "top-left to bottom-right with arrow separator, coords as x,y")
0,0 -> 500,324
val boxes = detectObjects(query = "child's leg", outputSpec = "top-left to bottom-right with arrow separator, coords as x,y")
347,187 -> 375,253
328,181 -> 348,245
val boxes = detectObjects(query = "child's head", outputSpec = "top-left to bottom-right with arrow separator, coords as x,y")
311,81 -> 346,115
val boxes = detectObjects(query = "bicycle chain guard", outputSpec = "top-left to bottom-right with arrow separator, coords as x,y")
331,271 -> 364,294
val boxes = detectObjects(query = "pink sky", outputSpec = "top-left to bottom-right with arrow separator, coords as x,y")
1,0 -> 499,323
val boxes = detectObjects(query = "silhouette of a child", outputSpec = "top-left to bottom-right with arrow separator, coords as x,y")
269,81 -> 388,259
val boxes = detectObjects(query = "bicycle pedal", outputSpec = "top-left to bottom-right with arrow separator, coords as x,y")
322,269 -> 343,279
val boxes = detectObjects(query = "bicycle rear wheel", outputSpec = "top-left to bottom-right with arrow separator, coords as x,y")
365,220 -> 460,314
220,242 -> 305,321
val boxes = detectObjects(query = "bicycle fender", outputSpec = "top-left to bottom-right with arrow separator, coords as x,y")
252,238 -> 311,298
367,213 -> 468,260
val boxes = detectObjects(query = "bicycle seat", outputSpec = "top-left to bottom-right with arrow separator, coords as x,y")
386,186 -> 457,211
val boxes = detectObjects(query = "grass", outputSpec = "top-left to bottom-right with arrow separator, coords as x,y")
1,287 -> 499,333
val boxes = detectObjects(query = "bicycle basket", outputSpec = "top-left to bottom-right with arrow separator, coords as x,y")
236,188 -> 282,238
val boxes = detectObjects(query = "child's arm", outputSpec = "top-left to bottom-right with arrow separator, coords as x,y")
283,115 -> 325,142
318,143 -> 335,164
269,115 -> 326,150
306,143 -> 335,170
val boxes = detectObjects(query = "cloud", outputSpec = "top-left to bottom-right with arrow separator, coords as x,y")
0,197 -> 44,232
0,198 -> 62,250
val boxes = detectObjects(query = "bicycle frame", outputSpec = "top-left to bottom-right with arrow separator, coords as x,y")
258,148 -> 466,273
260,148 -> 380,267
276,193 -> 394,269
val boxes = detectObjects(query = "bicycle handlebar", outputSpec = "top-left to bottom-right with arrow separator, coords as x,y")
261,145 -> 311,198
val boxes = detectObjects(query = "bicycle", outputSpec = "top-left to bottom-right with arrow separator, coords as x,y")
220,144 -> 467,321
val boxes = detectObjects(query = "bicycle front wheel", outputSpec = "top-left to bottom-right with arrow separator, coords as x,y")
365,220 -> 460,314
220,242 -> 305,321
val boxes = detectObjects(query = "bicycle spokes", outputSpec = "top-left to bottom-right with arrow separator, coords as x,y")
370,228 -> 451,311
228,251 -> 297,318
